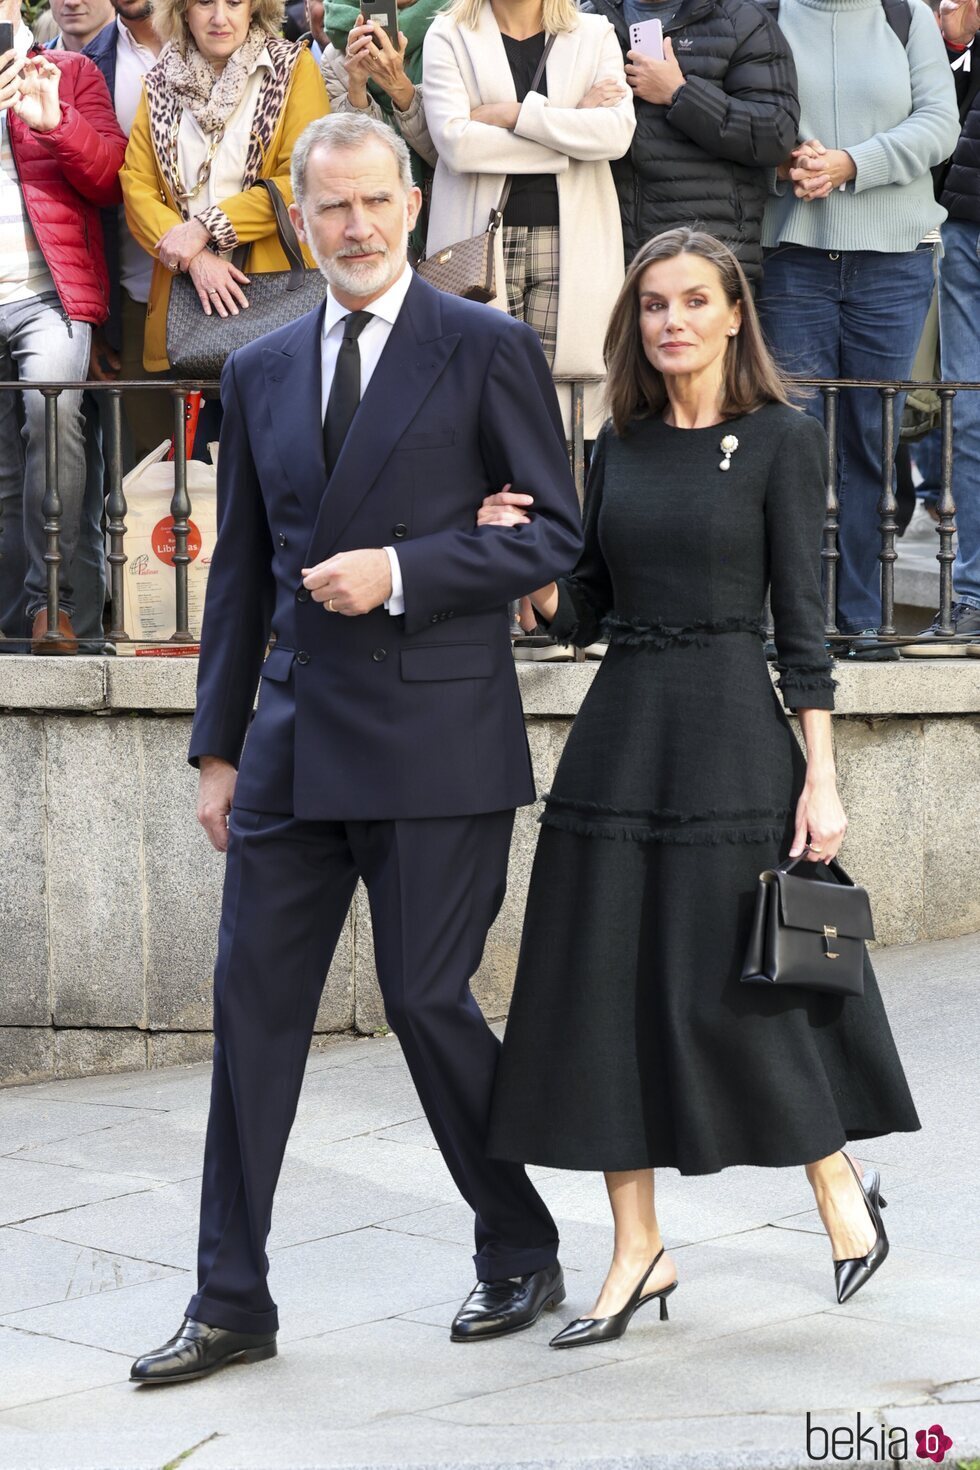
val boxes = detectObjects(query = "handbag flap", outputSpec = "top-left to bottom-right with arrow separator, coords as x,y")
774,871 -> 876,941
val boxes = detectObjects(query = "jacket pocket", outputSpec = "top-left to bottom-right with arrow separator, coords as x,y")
400,643 -> 492,681
260,646 -> 294,682
399,428 -> 456,450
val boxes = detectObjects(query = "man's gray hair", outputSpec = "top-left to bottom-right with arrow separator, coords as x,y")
291,115 -> 414,209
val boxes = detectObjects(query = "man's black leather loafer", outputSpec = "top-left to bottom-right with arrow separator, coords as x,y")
130,1317 -> 278,1385
450,1262 -> 565,1342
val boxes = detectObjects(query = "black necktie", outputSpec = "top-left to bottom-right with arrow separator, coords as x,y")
323,310 -> 373,478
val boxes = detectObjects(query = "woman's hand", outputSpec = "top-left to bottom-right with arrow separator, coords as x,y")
187,250 -> 250,317
157,219 -> 211,273
477,486 -> 534,528
789,778 -> 848,864
625,37 -> 685,106
366,26 -> 414,110
345,21 -> 379,107
12,56 -> 61,133
790,140 -> 856,200
471,101 -> 521,129
577,78 -> 628,109
776,139 -> 822,182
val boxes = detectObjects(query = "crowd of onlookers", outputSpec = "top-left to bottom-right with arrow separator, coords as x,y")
0,0 -> 979,654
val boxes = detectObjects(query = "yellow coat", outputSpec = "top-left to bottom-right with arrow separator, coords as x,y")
120,45 -> 329,370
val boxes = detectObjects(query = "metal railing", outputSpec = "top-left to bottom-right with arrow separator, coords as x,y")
0,375 -> 969,653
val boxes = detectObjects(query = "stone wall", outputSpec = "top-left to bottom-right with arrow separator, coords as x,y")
1,656 -> 978,1085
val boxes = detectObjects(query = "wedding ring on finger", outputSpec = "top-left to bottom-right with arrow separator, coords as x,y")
328,598 -> 336,613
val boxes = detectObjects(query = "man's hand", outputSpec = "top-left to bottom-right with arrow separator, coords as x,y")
12,56 -> 61,134
156,219 -> 211,273
471,101 -> 521,129
197,756 -> 237,853
625,38 -> 685,107
301,549 -> 392,615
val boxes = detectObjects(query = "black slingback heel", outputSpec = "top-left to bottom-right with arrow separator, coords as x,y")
549,1246 -> 677,1349
834,1154 -> 889,1304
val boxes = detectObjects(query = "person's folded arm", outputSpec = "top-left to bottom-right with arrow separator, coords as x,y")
513,26 -> 636,162
394,320 -> 583,634
665,9 -> 800,167
421,22 -> 569,175
393,83 -> 438,169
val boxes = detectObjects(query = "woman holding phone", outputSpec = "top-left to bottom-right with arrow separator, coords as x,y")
482,229 -> 920,1346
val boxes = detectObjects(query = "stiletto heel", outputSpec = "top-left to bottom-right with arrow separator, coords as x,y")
550,1249 -> 677,1349
834,1155 -> 889,1304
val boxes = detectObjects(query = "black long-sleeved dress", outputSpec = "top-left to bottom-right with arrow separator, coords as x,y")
488,403 -> 920,1174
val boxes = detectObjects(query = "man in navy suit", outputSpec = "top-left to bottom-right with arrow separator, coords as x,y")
130,113 -> 583,1386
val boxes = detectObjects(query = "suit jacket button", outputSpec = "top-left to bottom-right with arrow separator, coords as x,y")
393,524 -> 407,539
447,611 -> 455,618
430,614 -> 440,624
296,587 -> 310,602
372,648 -> 387,662
296,650 -> 311,665
278,533 -> 288,548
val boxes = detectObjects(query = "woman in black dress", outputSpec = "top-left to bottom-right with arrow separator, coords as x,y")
483,229 -> 920,1347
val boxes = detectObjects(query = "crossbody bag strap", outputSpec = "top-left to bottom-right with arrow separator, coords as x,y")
487,32 -> 559,234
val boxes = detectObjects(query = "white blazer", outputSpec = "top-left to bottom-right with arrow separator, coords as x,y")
422,5 -> 635,428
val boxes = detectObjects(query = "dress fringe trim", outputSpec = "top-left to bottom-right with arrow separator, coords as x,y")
540,793 -> 787,846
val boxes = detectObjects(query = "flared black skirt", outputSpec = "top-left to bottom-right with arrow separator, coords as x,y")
487,638 -> 921,1174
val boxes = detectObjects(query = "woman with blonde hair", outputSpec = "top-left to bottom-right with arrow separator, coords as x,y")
421,0 -> 634,391
483,229 -> 920,1346
120,0 -> 328,369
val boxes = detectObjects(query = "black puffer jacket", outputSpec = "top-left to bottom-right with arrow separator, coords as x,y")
940,40 -> 980,223
584,0 -> 800,279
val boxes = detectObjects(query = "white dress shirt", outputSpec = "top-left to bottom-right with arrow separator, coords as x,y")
113,17 -> 159,303
320,261 -> 413,615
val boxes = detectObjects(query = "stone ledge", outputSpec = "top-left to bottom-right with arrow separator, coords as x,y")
1,653 -> 978,718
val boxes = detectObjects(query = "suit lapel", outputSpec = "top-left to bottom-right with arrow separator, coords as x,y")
262,303 -> 328,521
306,275 -> 461,560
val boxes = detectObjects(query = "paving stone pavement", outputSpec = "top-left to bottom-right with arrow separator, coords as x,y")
0,932 -> 977,1470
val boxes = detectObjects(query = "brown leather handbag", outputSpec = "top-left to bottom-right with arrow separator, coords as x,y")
418,35 -> 556,303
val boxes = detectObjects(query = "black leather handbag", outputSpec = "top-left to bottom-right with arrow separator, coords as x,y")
740,855 -> 875,998
165,178 -> 327,379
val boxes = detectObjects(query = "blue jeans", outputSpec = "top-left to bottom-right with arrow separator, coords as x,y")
757,245 -> 936,634
0,292 -> 96,639
938,218 -> 980,611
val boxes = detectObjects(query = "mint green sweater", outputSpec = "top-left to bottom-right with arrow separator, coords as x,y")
761,0 -> 960,252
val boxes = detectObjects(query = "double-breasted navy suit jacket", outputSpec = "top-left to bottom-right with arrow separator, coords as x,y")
188,272 -> 584,820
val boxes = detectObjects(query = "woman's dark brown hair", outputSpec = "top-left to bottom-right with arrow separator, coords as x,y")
603,228 -> 793,436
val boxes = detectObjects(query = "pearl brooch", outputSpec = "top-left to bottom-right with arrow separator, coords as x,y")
719,433 -> 739,471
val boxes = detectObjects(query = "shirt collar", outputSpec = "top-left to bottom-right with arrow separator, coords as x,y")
115,15 -> 157,57
322,261 -> 413,341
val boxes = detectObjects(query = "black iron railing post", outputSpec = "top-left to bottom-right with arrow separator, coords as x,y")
821,386 -> 840,635
104,387 -> 129,645
878,386 -> 898,636
937,387 -> 957,635
169,388 -> 194,645
41,389 -> 63,645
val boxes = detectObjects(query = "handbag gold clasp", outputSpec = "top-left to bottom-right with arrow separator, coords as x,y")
823,924 -> 839,959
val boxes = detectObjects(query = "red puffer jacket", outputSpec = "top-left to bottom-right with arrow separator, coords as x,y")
7,48 -> 128,326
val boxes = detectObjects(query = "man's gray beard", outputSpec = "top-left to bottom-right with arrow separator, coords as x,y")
307,221 -> 408,299
112,0 -> 154,17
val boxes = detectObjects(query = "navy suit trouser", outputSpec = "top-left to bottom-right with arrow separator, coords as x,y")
186,805 -> 560,1335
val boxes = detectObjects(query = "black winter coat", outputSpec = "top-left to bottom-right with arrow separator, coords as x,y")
584,0 -> 800,279
940,40 -> 980,223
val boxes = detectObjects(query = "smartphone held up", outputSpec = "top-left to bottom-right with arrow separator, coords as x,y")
359,4 -> 399,48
